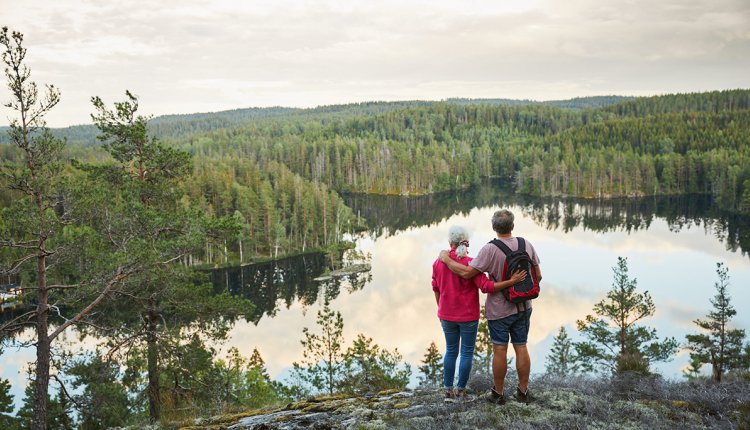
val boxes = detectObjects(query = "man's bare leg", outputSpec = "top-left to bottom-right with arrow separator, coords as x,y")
492,344 -> 508,392
513,344 -> 531,392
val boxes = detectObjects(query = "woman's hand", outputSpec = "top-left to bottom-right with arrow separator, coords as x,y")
509,270 -> 527,284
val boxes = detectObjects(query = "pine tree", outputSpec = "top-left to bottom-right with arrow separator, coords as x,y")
339,334 -> 411,395
292,299 -> 345,395
76,91 -> 251,423
248,348 -> 270,380
17,385 -> 71,430
0,27 -> 132,430
575,257 -> 678,375
684,262 -> 747,382
240,348 -> 281,409
47,388 -> 73,430
0,378 -> 20,429
418,341 -> 443,387
0,27 -> 65,430
545,326 -> 580,376
66,353 -> 131,429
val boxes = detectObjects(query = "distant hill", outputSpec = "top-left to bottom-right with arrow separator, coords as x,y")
447,95 -> 633,109
602,89 -> 750,116
0,106 -> 301,146
0,101 -> 434,145
0,96 -> 632,146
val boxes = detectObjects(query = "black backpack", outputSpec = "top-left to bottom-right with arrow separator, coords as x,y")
489,237 -> 540,304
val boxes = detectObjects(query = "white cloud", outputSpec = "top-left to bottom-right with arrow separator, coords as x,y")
1,0 -> 748,126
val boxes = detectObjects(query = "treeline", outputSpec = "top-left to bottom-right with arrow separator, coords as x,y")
601,89 -> 750,117
446,95 -> 632,109
515,110 -> 750,211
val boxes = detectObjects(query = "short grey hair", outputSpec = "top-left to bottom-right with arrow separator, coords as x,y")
448,225 -> 470,258
492,209 -> 514,234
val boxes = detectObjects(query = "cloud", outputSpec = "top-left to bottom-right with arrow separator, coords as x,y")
2,0 -> 748,126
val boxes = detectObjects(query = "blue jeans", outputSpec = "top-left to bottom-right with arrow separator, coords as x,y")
440,319 -> 478,390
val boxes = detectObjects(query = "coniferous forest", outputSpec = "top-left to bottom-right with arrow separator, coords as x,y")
3,89 -> 749,265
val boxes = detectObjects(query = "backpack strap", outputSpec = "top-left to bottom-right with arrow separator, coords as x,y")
489,239 -> 513,256
516,237 -> 526,253
491,238 -> 525,254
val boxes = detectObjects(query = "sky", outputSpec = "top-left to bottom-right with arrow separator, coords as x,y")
1,0 -> 749,127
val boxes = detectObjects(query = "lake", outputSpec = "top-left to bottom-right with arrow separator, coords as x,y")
2,181 -> 750,405
212,181 -> 750,382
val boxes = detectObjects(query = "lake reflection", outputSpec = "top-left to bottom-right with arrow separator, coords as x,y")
208,250 -> 372,324
3,185 -> 748,409
217,183 -> 750,382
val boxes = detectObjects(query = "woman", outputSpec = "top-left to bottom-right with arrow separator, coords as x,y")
432,226 -> 525,402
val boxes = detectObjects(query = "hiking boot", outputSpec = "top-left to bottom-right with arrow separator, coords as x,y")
444,389 -> 456,403
481,387 -> 506,405
515,386 -> 532,404
454,389 -> 475,403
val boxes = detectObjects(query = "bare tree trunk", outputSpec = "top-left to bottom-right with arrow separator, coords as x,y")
32,253 -> 49,430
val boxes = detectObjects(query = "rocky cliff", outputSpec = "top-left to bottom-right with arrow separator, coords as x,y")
178,373 -> 750,430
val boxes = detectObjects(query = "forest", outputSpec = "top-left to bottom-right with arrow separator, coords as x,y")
2,89 -> 748,266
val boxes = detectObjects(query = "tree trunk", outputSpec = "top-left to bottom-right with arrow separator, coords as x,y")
32,253 -> 49,430
147,304 -> 160,423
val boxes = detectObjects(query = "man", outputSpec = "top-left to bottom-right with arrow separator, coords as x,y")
439,209 -> 542,404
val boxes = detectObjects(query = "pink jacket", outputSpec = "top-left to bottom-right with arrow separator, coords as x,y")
432,248 -> 495,322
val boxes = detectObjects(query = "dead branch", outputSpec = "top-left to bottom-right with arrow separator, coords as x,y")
106,329 -> 146,361
50,374 -> 83,409
48,265 -> 136,342
160,253 -> 185,265
0,239 -> 38,248
0,309 -> 37,333
2,252 -> 38,275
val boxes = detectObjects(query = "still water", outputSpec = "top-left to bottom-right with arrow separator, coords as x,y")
213,183 -> 750,382
2,183 -> 750,404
